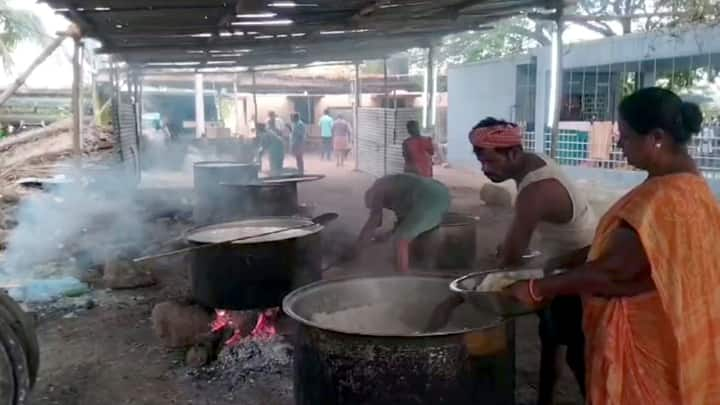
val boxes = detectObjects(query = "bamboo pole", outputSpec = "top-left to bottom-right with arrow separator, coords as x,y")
251,69 -> 258,125
72,38 -> 83,159
353,62 -> 361,171
425,46 -> 436,129
233,73 -> 241,136
383,57 -> 388,176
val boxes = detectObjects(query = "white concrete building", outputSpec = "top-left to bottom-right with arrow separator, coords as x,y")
448,25 -> 720,193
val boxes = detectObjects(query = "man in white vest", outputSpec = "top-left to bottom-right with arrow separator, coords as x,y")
470,117 -> 597,405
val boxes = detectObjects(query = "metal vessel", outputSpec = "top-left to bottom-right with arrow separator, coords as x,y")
185,217 -> 324,310
192,161 -> 260,225
283,274 -> 515,405
411,213 -> 479,269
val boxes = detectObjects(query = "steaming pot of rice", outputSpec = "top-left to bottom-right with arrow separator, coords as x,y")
283,274 -> 516,405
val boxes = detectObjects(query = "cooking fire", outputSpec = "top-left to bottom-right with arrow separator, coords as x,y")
212,308 -> 281,346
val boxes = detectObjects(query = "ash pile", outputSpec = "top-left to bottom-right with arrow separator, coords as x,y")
194,336 -> 293,385
166,306 -> 294,403
187,337 -> 295,403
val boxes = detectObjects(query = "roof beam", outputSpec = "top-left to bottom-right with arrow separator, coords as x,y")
46,0 -> 231,8
42,0 -> 562,70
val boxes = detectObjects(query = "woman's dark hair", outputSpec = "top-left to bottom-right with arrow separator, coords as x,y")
472,117 -> 518,131
619,87 -> 703,144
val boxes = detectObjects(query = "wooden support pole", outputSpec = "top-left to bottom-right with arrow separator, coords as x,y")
251,69 -> 258,126
424,46 -> 436,129
72,38 -> 83,159
549,15 -> 564,160
0,33 -> 67,107
136,73 -> 144,143
233,73 -> 241,136
353,62 -> 361,171
194,73 -> 205,138
383,57 -> 388,176
91,64 -> 101,125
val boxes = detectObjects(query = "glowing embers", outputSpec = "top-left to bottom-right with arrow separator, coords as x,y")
212,308 -> 280,347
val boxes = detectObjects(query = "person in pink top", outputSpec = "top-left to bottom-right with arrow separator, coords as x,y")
332,115 -> 352,167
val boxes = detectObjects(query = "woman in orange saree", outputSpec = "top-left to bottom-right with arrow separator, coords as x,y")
508,87 -> 720,404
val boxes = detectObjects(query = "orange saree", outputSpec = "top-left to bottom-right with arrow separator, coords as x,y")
584,173 -> 720,405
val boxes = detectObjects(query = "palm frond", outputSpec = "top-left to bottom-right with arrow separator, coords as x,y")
0,1 -> 47,71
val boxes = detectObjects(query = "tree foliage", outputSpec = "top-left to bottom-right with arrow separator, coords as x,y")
574,0 -> 720,36
0,0 -> 45,71
427,0 -> 719,68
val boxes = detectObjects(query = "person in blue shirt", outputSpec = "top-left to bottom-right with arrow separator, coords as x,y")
318,109 -> 334,161
290,112 -> 306,174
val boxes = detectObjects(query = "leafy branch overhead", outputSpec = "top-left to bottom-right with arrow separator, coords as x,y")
0,0 -> 46,71
425,0 -> 719,67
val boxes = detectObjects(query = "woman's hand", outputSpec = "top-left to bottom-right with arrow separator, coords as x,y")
502,281 -> 548,309
504,280 -> 541,307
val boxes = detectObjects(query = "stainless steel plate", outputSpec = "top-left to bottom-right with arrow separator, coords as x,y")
450,269 -> 543,317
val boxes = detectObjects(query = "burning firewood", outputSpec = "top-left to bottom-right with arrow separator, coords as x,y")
211,308 -> 281,347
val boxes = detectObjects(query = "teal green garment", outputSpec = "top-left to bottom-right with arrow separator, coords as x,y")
371,174 -> 451,240
319,114 -> 334,138
261,132 -> 285,173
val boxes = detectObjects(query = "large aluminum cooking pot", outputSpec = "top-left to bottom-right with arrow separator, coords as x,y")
186,217 -> 323,310
193,161 -> 259,225
283,274 -> 515,405
219,182 -> 300,219
216,174 -> 325,221
411,212 -> 479,270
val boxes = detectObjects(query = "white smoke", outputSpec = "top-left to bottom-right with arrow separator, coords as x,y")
0,163 -> 146,282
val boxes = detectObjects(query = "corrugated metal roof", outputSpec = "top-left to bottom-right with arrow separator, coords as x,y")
42,0 -> 563,70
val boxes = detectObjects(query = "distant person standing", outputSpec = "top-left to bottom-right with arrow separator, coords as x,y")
266,111 -> 286,137
256,122 -> 285,176
332,115 -> 352,167
290,112 -> 306,174
402,120 -> 434,177
319,109 -> 334,160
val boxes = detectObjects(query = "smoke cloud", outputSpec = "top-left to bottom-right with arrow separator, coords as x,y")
0,163 -> 147,282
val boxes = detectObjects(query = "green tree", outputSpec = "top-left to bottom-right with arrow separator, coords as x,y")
423,0 -> 719,68
0,1 -> 45,71
572,0 -> 719,36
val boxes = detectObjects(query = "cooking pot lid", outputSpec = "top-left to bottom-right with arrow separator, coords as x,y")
193,161 -> 259,169
186,217 -> 322,244
258,174 -> 325,184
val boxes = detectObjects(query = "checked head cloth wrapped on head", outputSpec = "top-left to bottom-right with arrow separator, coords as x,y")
468,121 -> 523,149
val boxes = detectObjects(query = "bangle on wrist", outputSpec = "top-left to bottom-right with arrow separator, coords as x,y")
528,279 -> 543,302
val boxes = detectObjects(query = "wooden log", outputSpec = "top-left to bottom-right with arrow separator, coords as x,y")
72,38 -> 83,158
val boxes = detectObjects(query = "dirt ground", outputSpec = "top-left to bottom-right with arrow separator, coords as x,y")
28,155 -> 583,405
